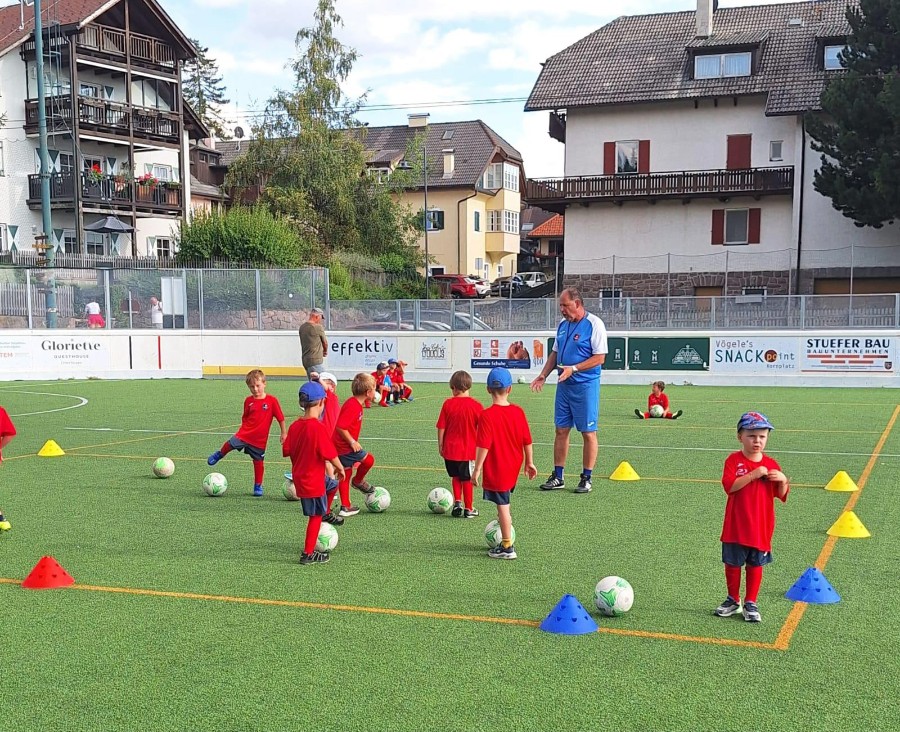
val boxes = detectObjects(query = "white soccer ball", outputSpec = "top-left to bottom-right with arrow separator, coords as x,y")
649,404 -> 665,418
483,520 -> 516,548
427,487 -> 454,514
594,576 -> 634,616
365,486 -> 391,512
282,478 -> 300,501
517,376 -> 528,384
202,472 -> 228,497
152,457 -> 175,478
316,523 -> 339,553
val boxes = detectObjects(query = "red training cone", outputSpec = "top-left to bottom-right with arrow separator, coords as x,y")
21,556 -> 75,590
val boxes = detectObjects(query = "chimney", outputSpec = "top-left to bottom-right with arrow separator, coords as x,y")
408,113 -> 430,128
442,149 -> 455,178
696,0 -> 717,37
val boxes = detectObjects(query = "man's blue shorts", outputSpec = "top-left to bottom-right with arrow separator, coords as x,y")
227,436 -> 265,461
722,542 -> 773,567
554,378 -> 600,432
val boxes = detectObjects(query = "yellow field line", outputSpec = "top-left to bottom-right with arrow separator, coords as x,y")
773,404 -> 899,652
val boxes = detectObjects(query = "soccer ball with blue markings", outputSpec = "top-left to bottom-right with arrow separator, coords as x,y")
316,523 -> 339,553
594,576 -> 634,616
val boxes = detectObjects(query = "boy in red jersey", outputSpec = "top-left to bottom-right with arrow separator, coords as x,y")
634,381 -> 682,419
388,358 -> 413,403
436,370 -> 483,518
332,373 -> 378,517
0,405 -> 16,530
282,381 -> 346,565
371,362 -> 393,408
472,367 -> 537,560
715,411 -> 789,623
207,369 -> 286,496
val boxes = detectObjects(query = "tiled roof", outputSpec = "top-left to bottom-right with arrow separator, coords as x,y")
528,214 -> 564,238
525,0 -> 856,117
190,175 -> 226,199
0,0 -> 113,56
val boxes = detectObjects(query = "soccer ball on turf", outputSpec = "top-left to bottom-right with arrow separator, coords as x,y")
317,523 -> 339,553
427,487 -> 454,514
282,479 -> 300,501
365,486 -> 391,512
483,520 -> 516,548
152,457 -> 175,478
649,404 -> 665,418
517,376 -> 528,384
594,576 -> 634,616
202,472 -> 228,497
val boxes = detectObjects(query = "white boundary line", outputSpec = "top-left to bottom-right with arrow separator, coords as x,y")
7,391 -> 89,417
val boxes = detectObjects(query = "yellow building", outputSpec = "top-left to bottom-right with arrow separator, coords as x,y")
362,114 -> 525,281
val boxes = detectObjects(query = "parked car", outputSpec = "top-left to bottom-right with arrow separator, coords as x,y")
518,271 -> 550,288
419,310 -> 491,331
466,275 -> 492,297
430,274 -> 483,299
490,275 -> 525,297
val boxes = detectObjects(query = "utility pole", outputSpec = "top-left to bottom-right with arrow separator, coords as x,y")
34,0 -> 57,328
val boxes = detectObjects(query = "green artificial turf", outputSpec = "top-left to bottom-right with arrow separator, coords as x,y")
0,378 -> 898,731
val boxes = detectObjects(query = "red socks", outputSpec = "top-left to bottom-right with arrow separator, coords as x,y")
725,564 -> 764,602
451,477 -> 462,503
744,565 -> 762,603
219,442 -> 233,456
253,460 -> 264,485
355,453 -> 375,483
304,515 -> 323,555
462,480 -> 474,510
725,564 -> 741,601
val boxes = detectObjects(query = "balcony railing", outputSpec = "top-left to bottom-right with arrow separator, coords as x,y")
525,167 -> 794,211
76,23 -> 177,73
25,96 -> 181,145
27,172 -> 183,212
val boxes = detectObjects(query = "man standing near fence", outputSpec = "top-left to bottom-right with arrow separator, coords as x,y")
299,307 -> 328,380
530,287 -> 608,494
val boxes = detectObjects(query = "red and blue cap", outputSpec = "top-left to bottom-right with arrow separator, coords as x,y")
738,411 -> 774,431
487,367 -> 513,388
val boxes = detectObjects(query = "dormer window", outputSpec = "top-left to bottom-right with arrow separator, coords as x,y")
694,51 -> 752,79
824,45 -> 848,70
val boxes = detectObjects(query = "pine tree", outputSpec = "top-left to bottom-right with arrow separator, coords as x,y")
182,39 -> 231,140
807,0 -> 900,228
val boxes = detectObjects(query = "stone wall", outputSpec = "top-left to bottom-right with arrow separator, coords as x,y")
565,270 -> 793,297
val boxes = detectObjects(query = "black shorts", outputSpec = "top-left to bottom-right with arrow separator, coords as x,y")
483,488 -> 514,505
722,542 -> 773,567
444,459 -> 473,481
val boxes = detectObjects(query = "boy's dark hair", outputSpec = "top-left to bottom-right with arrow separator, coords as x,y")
653,380 -> 666,391
246,369 -> 265,386
352,372 -> 376,396
449,370 -> 472,392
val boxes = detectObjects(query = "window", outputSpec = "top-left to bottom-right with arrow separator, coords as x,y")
824,45 -> 847,70
712,208 -> 760,245
83,156 -> 102,174
503,164 -> 519,191
442,129 -> 454,140
474,211 -> 480,232
79,83 -> 100,98
769,140 -> 783,162
725,209 -> 750,245
62,230 -> 76,252
425,209 -> 444,231
85,232 -> 106,256
59,152 -> 74,173
616,141 -> 639,174
152,165 -> 173,181
428,266 -> 445,276
0,141 -> 4,176
0,224 -> 7,252
156,237 -> 173,258
488,210 -> 519,234
481,162 -> 518,191
741,286 -> 767,296
694,51 -> 752,79
548,238 -> 563,256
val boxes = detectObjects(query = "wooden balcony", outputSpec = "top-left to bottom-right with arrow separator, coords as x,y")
27,172 -> 183,214
525,167 -> 794,213
25,96 -> 181,147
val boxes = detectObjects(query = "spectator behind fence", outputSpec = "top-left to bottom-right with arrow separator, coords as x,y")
149,296 -> 163,329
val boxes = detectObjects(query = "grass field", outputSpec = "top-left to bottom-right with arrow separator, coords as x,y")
0,377 -> 898,732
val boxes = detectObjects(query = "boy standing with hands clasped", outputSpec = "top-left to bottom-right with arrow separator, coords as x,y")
472,367 -> 537,560
716,411 -> 789,622
436,370 -> 483,518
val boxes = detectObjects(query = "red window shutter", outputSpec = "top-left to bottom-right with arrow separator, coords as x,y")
603,142 -> 615,175
748,208 -> 761,244
726,135 -> 752,170
638,140 -> 650,174
711,210 -> 725,245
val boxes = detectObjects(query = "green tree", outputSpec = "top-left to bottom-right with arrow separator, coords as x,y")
182,39 -> 231,140
807,0 -> 900,227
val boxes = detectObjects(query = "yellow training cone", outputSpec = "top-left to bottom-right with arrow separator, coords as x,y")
824,470 -> 858,492
37,440 -> 65,457
827,511 -> 871,538
609,461 -> 640,481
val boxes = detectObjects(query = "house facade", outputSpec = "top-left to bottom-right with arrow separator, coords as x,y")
525,0 -> 900,297
0,0 -> 203,259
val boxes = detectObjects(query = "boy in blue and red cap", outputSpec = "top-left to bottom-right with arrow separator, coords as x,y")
715,411 -> 789,622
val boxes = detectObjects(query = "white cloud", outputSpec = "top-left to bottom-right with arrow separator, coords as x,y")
511,112 -> 564,179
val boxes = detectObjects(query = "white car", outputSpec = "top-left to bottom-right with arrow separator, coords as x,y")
467,275 -> 491,297
518,272 -> 549,288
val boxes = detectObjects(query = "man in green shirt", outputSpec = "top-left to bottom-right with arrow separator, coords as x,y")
299,307 -> 328,380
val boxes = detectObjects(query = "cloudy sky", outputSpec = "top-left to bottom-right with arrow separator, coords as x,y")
166,0 -> 799,178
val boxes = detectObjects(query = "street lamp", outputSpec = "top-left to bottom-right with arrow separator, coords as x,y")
405,113 -> 431,299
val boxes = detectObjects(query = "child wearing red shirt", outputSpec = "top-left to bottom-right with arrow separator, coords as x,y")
332,372 -> 379,517
388,358 -> 413,403
0,405 -> 16,531
472,367 -> 537,560
207,369 -> 286,496
635,381 -> 682,419
370,362 -> 393,408
282,381 -> 346,565
436,370 -> 483,518
715,411 -> 789,623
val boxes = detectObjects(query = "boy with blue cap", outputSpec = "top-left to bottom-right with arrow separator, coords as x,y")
716,411 -> 789,622
472,367 -> 537,560
282,381 -> 346,565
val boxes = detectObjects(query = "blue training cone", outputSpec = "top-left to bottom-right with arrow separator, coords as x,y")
539,594 -> 599,635
785,567 -> 841,604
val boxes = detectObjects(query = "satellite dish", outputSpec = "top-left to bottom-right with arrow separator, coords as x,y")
234,126 -> 245,139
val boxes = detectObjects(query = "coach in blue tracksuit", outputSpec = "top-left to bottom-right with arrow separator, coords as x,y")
531,287 -> 608,494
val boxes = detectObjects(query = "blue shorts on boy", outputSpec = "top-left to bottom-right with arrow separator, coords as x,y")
483,489 -> 512,505
300,495 -> 328,517
339,449 -> 368,468
226,436 -> 265,461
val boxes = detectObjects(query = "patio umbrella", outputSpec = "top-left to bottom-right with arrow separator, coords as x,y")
83,216 -> 134,234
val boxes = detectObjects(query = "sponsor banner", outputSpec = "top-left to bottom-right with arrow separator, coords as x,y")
416,337 -> 450,369
801,336 -> 894,373
471,336 -> 537,370
0,337 -> 33,369
711,337 -> 798,373
547,336 -> 626,370
328,336 -> 398,370
32,335 -> 111,371
628,337 -> 710,371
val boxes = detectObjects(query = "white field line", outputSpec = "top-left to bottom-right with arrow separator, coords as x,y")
8,392 -> 89,416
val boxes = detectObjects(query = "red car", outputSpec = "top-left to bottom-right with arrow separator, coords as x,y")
431,274 -> 482,299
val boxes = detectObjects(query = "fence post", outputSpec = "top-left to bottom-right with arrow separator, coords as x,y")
396,298 -> 401,329
198,270 -> 204,330
103,269 -> 111,329
311,269 -> 316,311
128,290 -> 134,329
896,293 -> 900,328
255,269 -> 262,331
25,269 -> 33,329
323,268 -> 331,329
710,296 -> 716,329
546,298 -> 554,330
625,296 -> 632,331
800,294 -> 805,329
